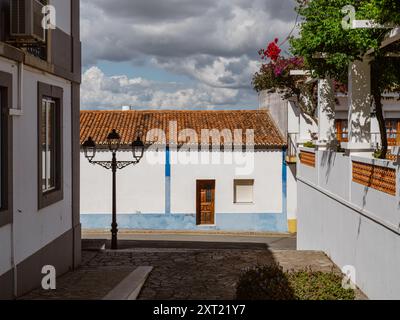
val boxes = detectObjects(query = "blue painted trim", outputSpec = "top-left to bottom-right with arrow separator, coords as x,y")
81,212 -> 287,232
280,148 -> 288,232
165,147 -> 171,214
165,147 -> 171,177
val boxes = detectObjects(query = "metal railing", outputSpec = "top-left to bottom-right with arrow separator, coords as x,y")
25,45 -> 47,61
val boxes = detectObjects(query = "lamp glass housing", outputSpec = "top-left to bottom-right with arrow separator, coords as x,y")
132,136 -> 145,161
107,129 -> 121,152
83,137 -> 96,161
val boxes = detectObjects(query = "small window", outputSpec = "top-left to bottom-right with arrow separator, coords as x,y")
234,180 -> 254,204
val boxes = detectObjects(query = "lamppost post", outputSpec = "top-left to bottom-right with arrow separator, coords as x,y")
111,151 -> 118,250
82,130 -> 145,250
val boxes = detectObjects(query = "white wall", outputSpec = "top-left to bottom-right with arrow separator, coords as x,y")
298,181 -> 400,299
298,150 -> 400,299
287,164 -> 297,220
50,0 -> 71,35
288,101 -> 300,134
171,150 -> 283,214
80,150 -> 165,214
14,66 -> 73,264
0,57 -> 73,275
81,149 -> 285,216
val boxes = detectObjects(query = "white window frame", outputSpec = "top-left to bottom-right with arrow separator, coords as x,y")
234,179 -> 255,204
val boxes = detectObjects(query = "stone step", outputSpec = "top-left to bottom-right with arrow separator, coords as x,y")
103,266 -> 153,300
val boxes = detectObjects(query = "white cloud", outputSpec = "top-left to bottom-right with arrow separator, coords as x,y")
81,67 -> 253,110
80,0 -> 297,109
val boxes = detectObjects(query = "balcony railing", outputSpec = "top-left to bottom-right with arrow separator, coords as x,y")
25,45 -> 47,61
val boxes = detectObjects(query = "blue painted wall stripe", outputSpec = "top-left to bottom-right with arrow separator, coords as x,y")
165,147 -> 171,214
81,212 -> 284,232
281,148 -> 288,232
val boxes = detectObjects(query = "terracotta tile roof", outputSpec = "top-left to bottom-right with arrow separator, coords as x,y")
80,110 -> 286,148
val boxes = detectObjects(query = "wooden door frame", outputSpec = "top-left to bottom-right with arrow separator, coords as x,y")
196,180 -> 216,226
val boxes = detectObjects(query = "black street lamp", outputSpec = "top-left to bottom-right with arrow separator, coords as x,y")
82,129 -> 145,250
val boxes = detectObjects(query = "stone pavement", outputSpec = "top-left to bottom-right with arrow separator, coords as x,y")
23,235 -> 365,300
21,238 -> 366,300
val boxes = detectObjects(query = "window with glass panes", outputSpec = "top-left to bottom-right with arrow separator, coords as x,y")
385,119 -> 400,146
335,119 -> 349,143
41,98 -> 57,192
37,82 -> 63,210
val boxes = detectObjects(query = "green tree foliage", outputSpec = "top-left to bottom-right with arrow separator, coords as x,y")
290,0 -> 400,159
376,0 -> 400,25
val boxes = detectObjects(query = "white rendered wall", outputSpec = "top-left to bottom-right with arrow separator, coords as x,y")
286,164 -> 297,220
298,150 -> 400,299
0,58 -> 16,278
50,0 -> 72,35
81,150 -> 285,216
170,150 -> 283,214
13,66 -> 73,264
80,150 -> 165,214
0,58 -> 74,276
288,101 -> 300,134
298,181 -> 400,299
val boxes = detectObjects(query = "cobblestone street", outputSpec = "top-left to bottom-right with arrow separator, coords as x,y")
21,235 -> 365,300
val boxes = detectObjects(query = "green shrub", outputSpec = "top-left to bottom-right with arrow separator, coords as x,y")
236,264 -> 355,300
236,264 -> 295,300
303,141 -> 316,149
288,269 -> 355,300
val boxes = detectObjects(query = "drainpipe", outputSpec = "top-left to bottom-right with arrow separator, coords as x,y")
10,61 -> 24,116
18,62 -> 23,111
10,62 -> 24,298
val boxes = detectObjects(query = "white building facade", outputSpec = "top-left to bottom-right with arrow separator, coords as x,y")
0,0 -> 81,299
295,29 -> 400,299
80,110 -> 296,233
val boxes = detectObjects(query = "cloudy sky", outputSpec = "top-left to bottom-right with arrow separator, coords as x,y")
81,0 -> 297,110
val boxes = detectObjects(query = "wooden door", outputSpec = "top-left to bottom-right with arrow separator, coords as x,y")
196,180 -> 215,225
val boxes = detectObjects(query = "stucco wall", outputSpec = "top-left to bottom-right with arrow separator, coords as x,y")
0,57 -> 73,277
171,150 -> 283,214
80,150 -> 165,214
50,0 -> 72,35
298,150 -> 400,299
81,149 -> 290,232
259,91 -> 288,137
298,180 -> 400,300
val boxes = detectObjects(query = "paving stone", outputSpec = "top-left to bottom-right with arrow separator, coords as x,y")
20,246 -> 367,300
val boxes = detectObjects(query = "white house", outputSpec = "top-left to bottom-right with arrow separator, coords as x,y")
80,110 -> 297,233
295,28 -> 400,299
0,0 -> 81,299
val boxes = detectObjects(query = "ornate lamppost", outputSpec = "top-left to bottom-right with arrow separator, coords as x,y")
82,129 -> 145,250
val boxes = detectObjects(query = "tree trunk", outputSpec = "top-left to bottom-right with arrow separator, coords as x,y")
371,78 -> 388,159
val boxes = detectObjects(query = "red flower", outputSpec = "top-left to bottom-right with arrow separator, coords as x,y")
264,39 -> 281,62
